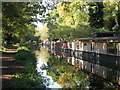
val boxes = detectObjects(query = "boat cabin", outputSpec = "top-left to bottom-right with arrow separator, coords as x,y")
67,37 -> 120,56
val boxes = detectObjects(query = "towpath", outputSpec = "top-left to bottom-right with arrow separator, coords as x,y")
0,46 -> 24,88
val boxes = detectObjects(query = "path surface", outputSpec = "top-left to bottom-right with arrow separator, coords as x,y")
0,47 -> 24,88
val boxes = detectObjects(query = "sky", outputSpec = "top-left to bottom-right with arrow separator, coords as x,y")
34,0 -> 56,30
34,21 -> 44,30
33,0 -> 51,30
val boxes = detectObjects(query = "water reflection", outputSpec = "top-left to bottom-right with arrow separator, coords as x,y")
46,45 -> 120,86
35,46 -> 61,88
35,46 -> 119,89
46,55 -> 90,88
36,47 -> 50,62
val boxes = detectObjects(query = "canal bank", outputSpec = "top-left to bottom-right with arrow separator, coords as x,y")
1,46 -> 24,88
1,46 -> 46,89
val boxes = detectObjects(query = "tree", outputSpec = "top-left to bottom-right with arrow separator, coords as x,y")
44,2 -> 91,40
39,1 -> 119,41
2,2 -> 44,46
35,24 -> 49,41
115,2 -> 120,34
103,2 -> 117,31
88,2 -> 104,28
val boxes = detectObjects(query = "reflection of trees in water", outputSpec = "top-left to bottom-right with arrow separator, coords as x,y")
46,55 -> 90,88
46,54 -> 116,89
34,46 -> 50,62
33,46 -> 118,88
40,47 -> 50,62
29,45 -> 41,52
89,76 -> 107,89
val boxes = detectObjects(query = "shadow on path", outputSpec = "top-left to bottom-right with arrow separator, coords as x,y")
0,47 -> 24,88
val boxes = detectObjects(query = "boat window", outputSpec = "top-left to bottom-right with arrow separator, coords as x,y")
69,43 -> 72,48
107,42 -> 117,55
84,43 -> 87,46
76,43 -> 79,49
91,43 -> 94,51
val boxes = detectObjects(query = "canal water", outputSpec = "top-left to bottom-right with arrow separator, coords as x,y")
34,46 -> 120,89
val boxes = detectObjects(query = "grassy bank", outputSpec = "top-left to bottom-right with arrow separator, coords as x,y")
8,46 -> 46,88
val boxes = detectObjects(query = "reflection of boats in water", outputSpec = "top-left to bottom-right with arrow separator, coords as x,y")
44,33 -> 120,86
46,47 -> 120,86
67,56 -> 120,86
44,37 -> 120,85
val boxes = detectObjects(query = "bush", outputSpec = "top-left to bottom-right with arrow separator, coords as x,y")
15,50 -> 36,62
11,46 -> 47,88
15,46 -> 36,63
15,46 -> 36,73
17,46 -> 30,51
9,73 -> 46,88
24,61 -> 36,73
0,47 -> 8,52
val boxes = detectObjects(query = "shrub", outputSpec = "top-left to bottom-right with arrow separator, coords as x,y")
9,46 -> 45,89
24,61 -> 36,73
17,46 -> 30,51
0,47 -> 8,52
15,46 -> 36,73
15,50 -> 36,62
9,73 -> 46,88
11,46 -> 46,88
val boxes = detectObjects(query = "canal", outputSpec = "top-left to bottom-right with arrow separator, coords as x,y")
34,46 -> 120,89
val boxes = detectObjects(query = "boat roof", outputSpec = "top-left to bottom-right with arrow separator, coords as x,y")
67,36 -> 120,42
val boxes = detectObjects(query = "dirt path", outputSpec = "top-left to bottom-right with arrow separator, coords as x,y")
0,47 -> 24,88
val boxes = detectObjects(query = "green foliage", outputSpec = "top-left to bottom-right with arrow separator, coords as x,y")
88,2 -> 104,28
15,50 -> 36,62
103,2 -> 120,34
43,2 -> 120,40
46,55 -> 90,88
0,47 -> 8,52
2,1 -> 120,46
35,25 -> 49,41
44,2 -> 91,40
9,46 -> 47,88
39,47 -> 50,62
17,46 -> 30,51
89,27 -> 110,33
15,46 -> 36,73
24,61 -> 36,73
9,73 -> 46,88
2,2 -> 45,46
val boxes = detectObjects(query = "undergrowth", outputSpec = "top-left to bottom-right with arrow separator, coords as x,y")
9,46 -> 46,88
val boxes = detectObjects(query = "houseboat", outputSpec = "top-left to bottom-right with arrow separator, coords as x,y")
45,32 -> 120,85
